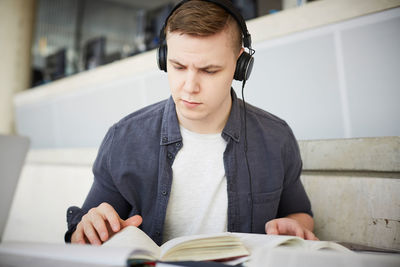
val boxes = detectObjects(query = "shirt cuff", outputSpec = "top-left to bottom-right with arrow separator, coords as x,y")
64,206 -> 84,243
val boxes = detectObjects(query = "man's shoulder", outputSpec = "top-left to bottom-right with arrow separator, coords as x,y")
96,99 -> 169,163
100,99 -> 170,153
242,101 -> 297,145
245,101 -> 289,128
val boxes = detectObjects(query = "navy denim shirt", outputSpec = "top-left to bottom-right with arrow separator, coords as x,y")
65,90 -> 312,246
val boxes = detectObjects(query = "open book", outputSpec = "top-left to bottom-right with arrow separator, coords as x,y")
103,226 -> 250,262
233,232 -> 352,254
103,226 -> 352,264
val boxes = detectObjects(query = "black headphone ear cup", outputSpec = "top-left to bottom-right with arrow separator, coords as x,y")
234,52 -> 254,81
157,44 -> 168,72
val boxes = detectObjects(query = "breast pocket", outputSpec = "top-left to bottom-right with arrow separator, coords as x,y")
252,188 -> 282,233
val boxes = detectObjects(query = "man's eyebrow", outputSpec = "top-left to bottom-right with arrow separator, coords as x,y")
200,64 -> 223,70
169,59 -> 222,69
169,59 -> 185,66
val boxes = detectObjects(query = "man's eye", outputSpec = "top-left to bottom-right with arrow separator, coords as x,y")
173,65 -> 184,70
203,70 -> 217,74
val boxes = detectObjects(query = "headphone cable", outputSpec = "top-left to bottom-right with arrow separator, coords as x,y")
241,79 -> 254,233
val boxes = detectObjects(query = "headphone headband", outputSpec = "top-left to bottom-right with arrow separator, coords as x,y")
157,0 -> 254,81
159,0 -> 252,49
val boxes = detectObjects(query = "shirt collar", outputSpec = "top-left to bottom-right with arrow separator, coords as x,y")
160,96 -> 182,145
222,89 -> 241,143
160,89 -> 242,146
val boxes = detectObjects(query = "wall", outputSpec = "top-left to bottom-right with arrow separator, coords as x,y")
0,0 -> 36,134
13,0 -> 400,148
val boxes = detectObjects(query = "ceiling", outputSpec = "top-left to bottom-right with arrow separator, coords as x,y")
102,0 -> 180,10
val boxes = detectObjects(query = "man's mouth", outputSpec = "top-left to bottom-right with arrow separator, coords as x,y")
182,99 -> 201,108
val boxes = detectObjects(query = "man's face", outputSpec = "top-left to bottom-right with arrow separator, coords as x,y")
166,29 -> 240,133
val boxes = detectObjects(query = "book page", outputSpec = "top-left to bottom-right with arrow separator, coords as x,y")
161,232 -> 233,253
232,233 -> 307,252
233,233 -> 351,253
304,240 -> 353,253
160,232 -> 249,261
103,226 -> 161,260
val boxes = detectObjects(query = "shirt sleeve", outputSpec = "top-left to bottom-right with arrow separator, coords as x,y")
277,127 -> 313,218
64,125 -> 132,243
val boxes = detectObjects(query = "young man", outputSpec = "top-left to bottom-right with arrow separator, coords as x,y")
66,0 -> 317,246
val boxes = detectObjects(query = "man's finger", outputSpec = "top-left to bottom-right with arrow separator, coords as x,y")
304,229 -> 319,240
82,221 -> 102,245
90,212 -> 110,242
99,203 -> 122,232
283,219 -> 306,239
71,224 -> 86,244
265,220 -> 279,235
294,226 -> 305,239
122,215 -> 143,228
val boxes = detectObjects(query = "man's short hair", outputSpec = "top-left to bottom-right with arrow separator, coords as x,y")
165,0 -> 242,54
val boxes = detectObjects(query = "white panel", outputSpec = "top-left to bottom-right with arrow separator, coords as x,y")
246,33 -> 344,140
53,76 -> 146,147
341,16 -> 400,137
15,102 -> 57,148
143,71 -> 171,105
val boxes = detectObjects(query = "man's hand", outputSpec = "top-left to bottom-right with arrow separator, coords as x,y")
265,213 -> 318,240
71,202 -> 142,245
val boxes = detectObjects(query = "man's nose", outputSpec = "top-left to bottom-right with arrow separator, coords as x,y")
183,70 -> 200,94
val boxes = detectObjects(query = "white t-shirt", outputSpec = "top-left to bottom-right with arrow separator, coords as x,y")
162,126 -> 228,243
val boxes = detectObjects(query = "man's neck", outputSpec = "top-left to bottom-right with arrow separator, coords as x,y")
177,100 -> 232,134
179,118 -> 226,134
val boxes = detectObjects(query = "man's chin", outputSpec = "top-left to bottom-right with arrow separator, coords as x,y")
176,107 -> 206,122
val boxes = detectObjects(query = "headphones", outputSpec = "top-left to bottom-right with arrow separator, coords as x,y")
157,0 -> 255,81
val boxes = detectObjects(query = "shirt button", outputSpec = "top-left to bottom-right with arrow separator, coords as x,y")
175,142 -> 182,148
162,190 -> 167,196
162,137 -> 168,143
167,153 -> 173,159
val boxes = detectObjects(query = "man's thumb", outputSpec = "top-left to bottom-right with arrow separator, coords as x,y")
122,215 -> 143,228
265,220 -> 279,235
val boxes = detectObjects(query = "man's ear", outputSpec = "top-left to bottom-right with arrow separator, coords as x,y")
237,47 -> 245,59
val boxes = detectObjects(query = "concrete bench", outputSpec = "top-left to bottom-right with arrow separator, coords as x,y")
3,137 -> 399,250
299,137 -> 399,250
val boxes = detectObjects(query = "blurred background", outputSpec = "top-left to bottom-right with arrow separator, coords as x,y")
30,0 -> 265,84
11,0 -> 295,88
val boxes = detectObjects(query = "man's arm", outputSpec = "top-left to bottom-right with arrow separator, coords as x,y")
266,126 -> 317,240
66,126 -> 139,244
